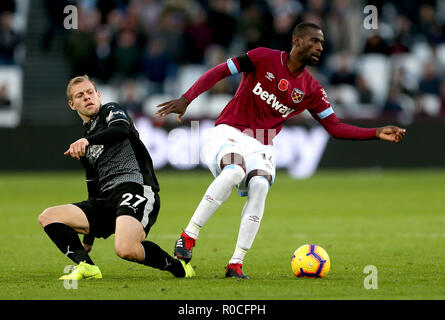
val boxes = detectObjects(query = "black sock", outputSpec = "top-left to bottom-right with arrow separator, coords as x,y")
43,222 -> 94,265
140,241 -> 185,277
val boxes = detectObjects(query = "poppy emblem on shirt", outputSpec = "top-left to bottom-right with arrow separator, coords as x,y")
291,88 -> 305,103
278,79 -> 289,91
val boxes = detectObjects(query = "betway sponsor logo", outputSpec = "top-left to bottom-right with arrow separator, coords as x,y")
252,82 -> 294,118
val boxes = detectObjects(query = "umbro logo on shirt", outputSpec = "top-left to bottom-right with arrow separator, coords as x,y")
265,72 -> 275,81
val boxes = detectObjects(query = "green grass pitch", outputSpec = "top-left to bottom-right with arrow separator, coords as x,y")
0,169 -> 444,300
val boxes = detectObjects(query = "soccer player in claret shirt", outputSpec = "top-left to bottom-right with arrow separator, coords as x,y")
156,22 -> 406,279
38,75 -> 195,280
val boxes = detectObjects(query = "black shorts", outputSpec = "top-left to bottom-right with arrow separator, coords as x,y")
73,182 -> 160,239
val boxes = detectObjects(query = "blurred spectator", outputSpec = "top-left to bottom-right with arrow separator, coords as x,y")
184,4 -> 213,63
0,12 -> 20,65
207,0 -> 237,48
42,0 -> 71,51
381,87 -> 403,115
417,4 -> 445,46
135,0 -> 163,36
51,0 -> 445,123
363,33 -> 390,55
104,8 -> 125,36
113,29 -> 140,81
269,11 -> 298,51
329,53 -> 356,86
304,0 -> 327,17
375,0 -> 420,23
325,0 -> 361,54
390,64 -> 417,97
268,0 -> 302,17
92,26 -> 114,83
63,8 -> 97,77
389,15 -> 414,55
140,37 -> 170,94
120,1 -> 142,34
96,0 -> 131,24
0,83 -> 11,110
157,8 -> 187,64
237,3 -> 262,50
119,80 -> 144,117
267,0 -> 300,50
418,61 -> 442,95
355,75 -> 373,105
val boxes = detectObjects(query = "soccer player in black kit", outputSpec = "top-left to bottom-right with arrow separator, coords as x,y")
38,75 -> 195,280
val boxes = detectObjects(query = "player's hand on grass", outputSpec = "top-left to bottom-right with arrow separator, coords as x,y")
64,138 -> 89,159
376,126 -> 406,143
155,95 -> 190,123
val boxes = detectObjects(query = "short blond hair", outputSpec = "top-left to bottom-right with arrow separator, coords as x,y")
66,75 -> 97,100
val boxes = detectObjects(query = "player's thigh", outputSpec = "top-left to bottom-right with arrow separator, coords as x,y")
38,204 -> 90,234
202,125 -> 243,177
202,125 -> 247,176
114,215 -> 145,248
114,215 -> 146,262
113,183 -> 159,251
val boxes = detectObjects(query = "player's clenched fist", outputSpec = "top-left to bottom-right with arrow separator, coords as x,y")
64,138 -> 89,159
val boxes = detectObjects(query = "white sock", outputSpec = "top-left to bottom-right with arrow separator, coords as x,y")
185,164 -> 245,239
229,176 -> 269,265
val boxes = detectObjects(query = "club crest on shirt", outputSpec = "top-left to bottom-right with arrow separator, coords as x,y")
291,88 -> 305,103
86,144 -> 104,164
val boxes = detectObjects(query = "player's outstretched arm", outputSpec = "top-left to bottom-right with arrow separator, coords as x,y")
376,126 -> 406,143
156,62 -> 233,123
155,95 -> 190,123
64,138 -> 89,159
317,113 -> 406,143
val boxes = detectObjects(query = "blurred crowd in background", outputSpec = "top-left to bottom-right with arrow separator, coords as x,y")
1,0 -> 445,123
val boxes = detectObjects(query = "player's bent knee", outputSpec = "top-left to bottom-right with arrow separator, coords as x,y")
249,175 -> 270,193
38,205 -> 90,234
38,207 -> 56,228
222,164 -> 246,186
114,242 -> 143,262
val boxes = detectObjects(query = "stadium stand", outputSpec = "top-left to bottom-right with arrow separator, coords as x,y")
1,0 -> 444,127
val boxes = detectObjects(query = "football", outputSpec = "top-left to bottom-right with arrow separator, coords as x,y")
291,244 -> 330,278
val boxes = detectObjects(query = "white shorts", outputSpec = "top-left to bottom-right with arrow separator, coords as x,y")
202,124 -> 276,197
